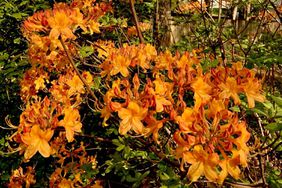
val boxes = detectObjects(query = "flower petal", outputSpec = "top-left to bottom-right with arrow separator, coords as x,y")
38,140 -> 52,158
187,162 -> 204,182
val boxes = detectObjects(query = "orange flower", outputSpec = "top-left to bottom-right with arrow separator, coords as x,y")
87,20 -> 100,34
155,95 -> 171,112
176,107 -> 196,132
110,55 -> 131,77
191,77 -> 212,110
57,178 -> 74,188
82,71 -> 93,86
47,10 -> 76,40
29,34 -> 47,49
21,125 -> 54,159
153,76 -> 173,97
67,74 -> 85,96
94,40 -> 115,58
184,145 -> 219,182
118,101 -> 147,135
8,166 -> 36,188
59,107 -> 82,142
219,77 -> 241,105
70,8 -> 87,32
218,154 -> 241,184
22,11 -> 50,37
233,121 -> 251,157
177,53 -> 189,68
242,78 -> 265,108
34,75 -> 47,91
144,115 -> 163,143
206,99 -> 227,127
101,105 -> 112,126
127,22 -> 151,36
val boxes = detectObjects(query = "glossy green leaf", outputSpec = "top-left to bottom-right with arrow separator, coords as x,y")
265,122 -> 282,132
271,95 -> 282,108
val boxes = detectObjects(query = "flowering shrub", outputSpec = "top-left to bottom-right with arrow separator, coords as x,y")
100,47 -> 265,183
5,0 -> 268,187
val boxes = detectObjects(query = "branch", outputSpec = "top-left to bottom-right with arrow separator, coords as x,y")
224,180 -> 264,187
77,133 -> 112,143
59,38 -> 98,102
254,112 -> 264,137
258,154 -> 266,185
218,0 -> 222,23
261,133 -> 280,150
245,0 -> 270,56
263,141 -> 282,157
135,137 -> 179,168
129,0 -> 145,43
153,0 -> 160,47
269,0 -> 282,23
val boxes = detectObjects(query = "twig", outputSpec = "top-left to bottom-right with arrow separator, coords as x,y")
129,0 -> 144,43
261,133 -> 280,150
59,38 -> 98,102
271,64 -> 275,94
153,0 -> 160,47
224,180 -> 264,187
254,113 -> 264,137
269,0 -> 282,23
135,137 -> 179,167
118,26 -> 131,44
245,0 -> 270,56
218,0 -> 222,23
72,41 -> 103,64
258,154 -> 266,185
77,133 -> 112,143
263,141 -> 282,157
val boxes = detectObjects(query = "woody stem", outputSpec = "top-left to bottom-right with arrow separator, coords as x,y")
59,38 -> 98,102
129,0 -> 144,43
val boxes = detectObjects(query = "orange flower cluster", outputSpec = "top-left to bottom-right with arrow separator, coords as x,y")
100,43 -> 157,78
11,1 -> 112,161
17,68 -> 94,159
9,0 -> 266,185
177,1 -> 207,14
49,141 -> 101,187
127,22 -> 151,37
8,166 -> 36,188
100,45 -> 265,183
22,1 -> 110,70
13,95 -> 83,159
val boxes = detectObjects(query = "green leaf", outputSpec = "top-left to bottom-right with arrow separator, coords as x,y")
262,101 -> 273,109
270,95 -> 282,108
19,1 -> 29,7
0,52 -> 9,60
92,76 -> 101,90
116,145 -> 125,151
126,174 -> 137,182
123,146 -> 131,159
230,106 -> 240,112
13,38 -> 21,44
10,13 -> 28,19
140,171 -> 150,179
160,172 -> 170,181
112,139 -> 121,146
252,108 -> 268,117
79,46 -> 94,58
265,122 -> 282,132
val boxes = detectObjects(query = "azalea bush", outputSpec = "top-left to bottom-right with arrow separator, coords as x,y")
1,0 -> 281,187
0,0 -> 52,185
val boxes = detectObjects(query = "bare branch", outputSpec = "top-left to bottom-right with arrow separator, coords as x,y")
59,38 -> 99,103
129,0 -> 145,43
